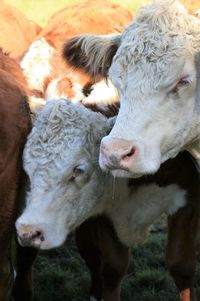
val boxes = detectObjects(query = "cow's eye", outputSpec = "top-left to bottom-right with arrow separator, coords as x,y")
70,166 -> 84,181
171,76 -> 191,94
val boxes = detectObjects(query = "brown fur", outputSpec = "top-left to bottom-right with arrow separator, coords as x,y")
39,0 -> 132,50
0,52 -> 34,300
38,0 -> 132,95
0,2 -> 41,61
76,216 -> 130,301
0,49 -> 28,94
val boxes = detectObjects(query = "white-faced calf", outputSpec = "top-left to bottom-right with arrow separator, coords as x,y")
16,100 -> 200,301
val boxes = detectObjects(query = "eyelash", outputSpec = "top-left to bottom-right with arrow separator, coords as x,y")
171,76 -> 191,94
69,167 -> 84,181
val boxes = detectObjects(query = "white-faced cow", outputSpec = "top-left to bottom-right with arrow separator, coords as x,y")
63,0 -> 200,178
16,99 -> 200,301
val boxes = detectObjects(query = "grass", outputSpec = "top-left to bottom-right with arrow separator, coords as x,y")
33,228 -> 200,301
4,0 -> 151,26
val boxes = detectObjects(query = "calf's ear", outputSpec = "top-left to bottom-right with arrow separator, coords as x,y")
63,34 -> 121,79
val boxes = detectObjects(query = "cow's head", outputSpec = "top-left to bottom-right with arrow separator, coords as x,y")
16,100 -> 113,249
63,0 -> 200,178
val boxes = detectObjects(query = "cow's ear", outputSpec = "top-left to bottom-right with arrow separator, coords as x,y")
63,34 -> 121,79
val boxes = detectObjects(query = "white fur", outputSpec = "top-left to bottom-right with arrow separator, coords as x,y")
20,38 -> 54,92
103,1 -> 200,177
16,100 -> 187,250
103,0 -> 200,177
196,9 -> 200,17
29,96 -> 47,114
104,181 -> 186,246
45,77 -> 119,107
82,79 -> 119,105
45,77 -> 85,102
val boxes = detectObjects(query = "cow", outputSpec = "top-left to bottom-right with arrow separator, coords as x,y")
20,0 -> 132,107
16,99 -> 200,301
0,47 -> 46,116
38,0 -> 133,50
0,49 -> 38,301
0,2 -> 41,61
63,0 -> 200,178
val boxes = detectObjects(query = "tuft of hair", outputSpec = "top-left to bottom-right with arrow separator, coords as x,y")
63,34 -> 121,79
132,0 -> 200,51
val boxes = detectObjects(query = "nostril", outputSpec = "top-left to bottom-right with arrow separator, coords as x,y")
122,147 -> 135,160
32,230 -> 45,242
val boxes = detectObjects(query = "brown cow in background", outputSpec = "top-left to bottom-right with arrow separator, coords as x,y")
38,0 -> 132,49
0,49 -> 38,301
0,1 -> 41,61
20,0 -> 133,111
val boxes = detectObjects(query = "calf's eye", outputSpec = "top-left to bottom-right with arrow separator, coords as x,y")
70,166 -> 84,181
171,75 -> 192,94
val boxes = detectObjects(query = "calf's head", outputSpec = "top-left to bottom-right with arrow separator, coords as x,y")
64,0 -> 200,177
16,100 -> 112,249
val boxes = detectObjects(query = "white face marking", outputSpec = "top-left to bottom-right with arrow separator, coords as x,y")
105,55 -> 198,177
16,100 -> 110,249
99,3 -> 200,177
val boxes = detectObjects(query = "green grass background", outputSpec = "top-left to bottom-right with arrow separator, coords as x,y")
4,0 -> 200,300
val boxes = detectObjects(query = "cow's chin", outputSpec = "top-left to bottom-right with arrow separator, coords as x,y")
38,238 -> 66,250
31,235 -> 67,250
111,157 -> 161,179
111,169 -> 142,178
38,229 -> 68,250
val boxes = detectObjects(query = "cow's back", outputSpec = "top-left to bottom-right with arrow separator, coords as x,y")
0,2 -> 41,60
39,0 -> 133,49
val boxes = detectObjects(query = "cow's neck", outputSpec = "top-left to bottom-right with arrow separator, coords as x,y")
100,152 -> 199,247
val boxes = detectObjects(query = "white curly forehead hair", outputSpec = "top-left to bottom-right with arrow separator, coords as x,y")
23,99 -> 112,177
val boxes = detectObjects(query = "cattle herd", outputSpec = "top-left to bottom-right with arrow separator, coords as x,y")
0,0 -> 200,301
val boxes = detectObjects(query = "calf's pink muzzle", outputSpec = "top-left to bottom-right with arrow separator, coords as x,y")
16,221 -> 45,249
